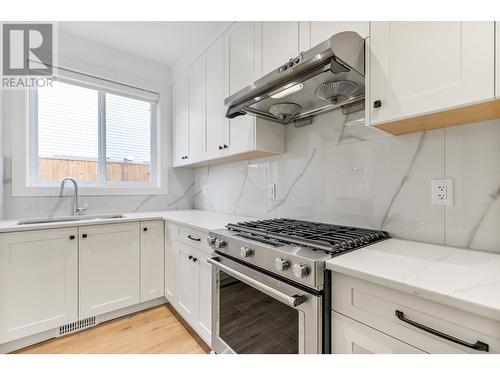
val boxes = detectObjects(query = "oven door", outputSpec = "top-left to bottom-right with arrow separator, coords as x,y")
208,254 -> 322,354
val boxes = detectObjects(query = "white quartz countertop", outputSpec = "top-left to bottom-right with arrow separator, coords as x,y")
326,238 -> 500,321
0,209 -> 251,234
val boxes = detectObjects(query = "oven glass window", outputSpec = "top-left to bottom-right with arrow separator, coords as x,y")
219,271 -> 299,354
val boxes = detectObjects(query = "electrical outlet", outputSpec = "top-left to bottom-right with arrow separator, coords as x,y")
431,179 -> 453,205
268,184 -> 277,200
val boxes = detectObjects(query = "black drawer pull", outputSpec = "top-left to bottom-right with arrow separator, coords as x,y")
82,234 -> 87,239
69,235 -> 75,240
187,235 -> 201,242
143,227 -> 148,232
374,100 -> 382,108
395,310 -> 489,352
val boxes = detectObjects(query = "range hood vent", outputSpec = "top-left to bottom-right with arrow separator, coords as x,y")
225,31 -> 365,125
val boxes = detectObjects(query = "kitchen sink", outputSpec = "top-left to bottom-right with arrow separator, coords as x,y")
17,214 -> 125,225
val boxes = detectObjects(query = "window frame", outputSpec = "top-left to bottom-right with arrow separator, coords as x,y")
26,74 -> 161,193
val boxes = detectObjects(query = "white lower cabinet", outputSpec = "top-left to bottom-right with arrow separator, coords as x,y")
0,228 -> 78,344
140,221 -> 164,302
166,224 -> 212,346
333,312 -> 424,354
332,273 -> 500,354
79,222 -> 141,319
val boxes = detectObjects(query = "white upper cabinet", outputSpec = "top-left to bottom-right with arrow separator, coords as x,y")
261,22 -> 299,76
205,36 -> 226,159
172,75 -> 189,166
496,22 -> 500,98
299,21 -> 369,51
0,228 -> 78,344
369,21 -> 495,126
187,58 -> 205,163
79,223 -> 140,319
140,221 -> 164,302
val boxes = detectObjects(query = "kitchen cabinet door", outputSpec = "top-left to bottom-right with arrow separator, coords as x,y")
79,223 -> 140,319
172,74 -> 189,166
332,312 -> 424,354
195,249 -> 212,344
224,22 -> 260,156
176,243 -> 199,323
188,58 -> 205,164
164,222 -> 178,307
261,22 -> 299,76
496,22 -> 500,98
0,228 -> 78,344
205,36 -> 226,159
369,22 -> 495,126
140,221 -> 164,302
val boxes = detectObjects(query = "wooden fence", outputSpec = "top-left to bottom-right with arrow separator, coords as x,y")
39,157 -> 150,182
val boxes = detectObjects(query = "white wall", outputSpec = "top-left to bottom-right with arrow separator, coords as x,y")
1,30 -> 194,219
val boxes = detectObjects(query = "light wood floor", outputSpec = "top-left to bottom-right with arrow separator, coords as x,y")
14,304 -> 210,354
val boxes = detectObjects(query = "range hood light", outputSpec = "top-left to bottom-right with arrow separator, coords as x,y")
270,83 -> 303,99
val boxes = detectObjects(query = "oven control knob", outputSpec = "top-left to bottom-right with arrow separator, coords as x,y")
274,257 -> 290,272
240,246 -> 253,258
207,236 -> 216,247
293,263 -> 310,279
214,238 -> 226,249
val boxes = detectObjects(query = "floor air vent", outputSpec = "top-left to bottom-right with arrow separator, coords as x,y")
59,316 -> 98,336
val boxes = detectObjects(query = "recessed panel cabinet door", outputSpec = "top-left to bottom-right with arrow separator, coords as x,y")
496,22 -> 500,98
0,228 -> 78,344
261,22 -> 299,76
79,223 -> 140,319
172,75 -> 189,166
140,221 -> 164,302
205,36 -> 225,159
196,249 -> 212,344
176,244 -> 199,323
224,22 -> 260,155
165,223 -> 178,307
369,21 -> 495,126
188,58 -> 205,163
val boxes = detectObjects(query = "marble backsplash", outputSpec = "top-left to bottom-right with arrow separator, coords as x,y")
194,115 -> 500,254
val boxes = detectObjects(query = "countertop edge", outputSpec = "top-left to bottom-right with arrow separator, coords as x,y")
328,262 -> 500,322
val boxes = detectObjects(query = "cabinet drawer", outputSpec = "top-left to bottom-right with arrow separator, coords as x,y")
178,226 -> 211,254
332,312 -> 424,354
332,273 -> 500,353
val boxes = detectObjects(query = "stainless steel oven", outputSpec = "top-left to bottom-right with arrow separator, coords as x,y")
208,254 -> 325,354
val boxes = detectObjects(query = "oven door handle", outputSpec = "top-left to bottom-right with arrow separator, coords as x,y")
207,257 -> 307,307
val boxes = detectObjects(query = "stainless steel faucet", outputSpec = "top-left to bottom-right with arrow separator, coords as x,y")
58,177 -> 87,216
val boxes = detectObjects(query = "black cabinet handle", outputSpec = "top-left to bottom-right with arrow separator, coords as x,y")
82,234 -> 87,239
192,257 -> 198,262
218,145 -> 223,150
69,235 -> 75,240
223,144 -> 228,149
143,227 -> 148,232
187,235 -> 201,242
188,255 -> 193,260
395,310 -> 489,352
374,100 -> 382,108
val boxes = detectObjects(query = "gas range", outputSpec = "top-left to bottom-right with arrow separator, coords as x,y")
208,218 -> 390,290
207,218 -> 389,354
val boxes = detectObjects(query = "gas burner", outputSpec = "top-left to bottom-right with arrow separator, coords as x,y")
226,218 -> 389,255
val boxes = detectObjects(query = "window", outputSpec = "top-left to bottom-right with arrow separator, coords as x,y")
30,74 -> 159,189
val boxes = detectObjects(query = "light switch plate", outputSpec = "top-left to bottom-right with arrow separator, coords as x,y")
267,184 -> 277,200
431,179 -> 453,205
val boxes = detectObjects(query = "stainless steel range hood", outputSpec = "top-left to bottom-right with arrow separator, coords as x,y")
225,31 -> 365,125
